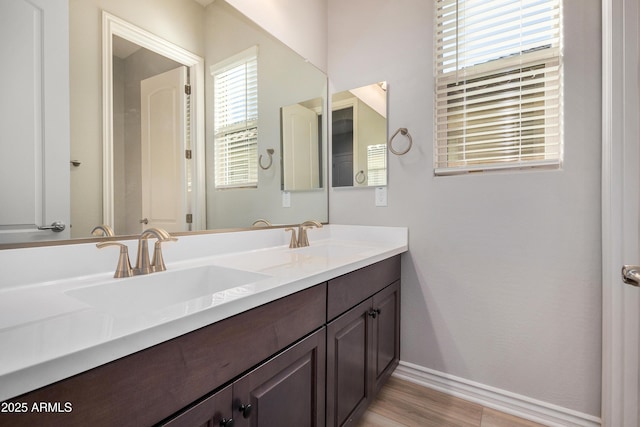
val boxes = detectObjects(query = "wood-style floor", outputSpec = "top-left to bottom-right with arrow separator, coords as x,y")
356,377 -> 546,427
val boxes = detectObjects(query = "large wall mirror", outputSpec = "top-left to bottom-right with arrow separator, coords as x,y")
331,82 -> 388,188
0,0 -> 328,247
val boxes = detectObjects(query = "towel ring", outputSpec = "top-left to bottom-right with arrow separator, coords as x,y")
389,128 -> 412,156
259,148 -> 275,170
355,170 -> 366,184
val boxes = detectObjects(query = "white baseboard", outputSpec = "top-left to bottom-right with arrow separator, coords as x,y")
393,361 -> 602,427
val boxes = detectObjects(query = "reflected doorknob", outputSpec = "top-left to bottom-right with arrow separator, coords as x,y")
37,221 -> 66,232
622,265 -> 640,287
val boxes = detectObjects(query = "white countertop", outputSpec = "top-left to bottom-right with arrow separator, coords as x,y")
0,225 -> 407,402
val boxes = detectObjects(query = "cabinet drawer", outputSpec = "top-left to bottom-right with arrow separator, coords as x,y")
327,255 -> 400,321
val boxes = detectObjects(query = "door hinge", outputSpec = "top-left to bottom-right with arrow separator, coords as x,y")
185,149 -> 192,159
186,214 -> 193,224
184,84 -> 191,95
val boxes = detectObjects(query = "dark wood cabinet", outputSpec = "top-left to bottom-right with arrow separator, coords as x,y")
371,281 -> 400,395
232,328 -> 326,427
162,328 -> 326,427
326,281 -> 400,427
325,255 -> 401,427
161,385 -> 234,427
326,299 -> 372,427
2,255 -> 401,427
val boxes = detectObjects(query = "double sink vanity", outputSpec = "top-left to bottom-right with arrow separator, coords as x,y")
0,224 -> 407,426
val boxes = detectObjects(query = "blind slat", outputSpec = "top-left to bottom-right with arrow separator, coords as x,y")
434,0 -> 562,174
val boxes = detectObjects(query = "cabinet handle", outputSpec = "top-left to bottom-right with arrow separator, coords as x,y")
220,418 -> 235,427
368,308 -> 382,319
238,403 -> 252,418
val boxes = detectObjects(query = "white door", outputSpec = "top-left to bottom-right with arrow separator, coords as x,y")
0,0 -> 70,243
140,67 -> 188,233
281,103 -> 319,191
603,0 -> 640,425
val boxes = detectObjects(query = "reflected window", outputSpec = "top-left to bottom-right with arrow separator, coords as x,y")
367,144 -> 386,186
212,46 -> 258,188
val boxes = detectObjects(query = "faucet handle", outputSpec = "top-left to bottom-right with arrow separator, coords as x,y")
297,226 -> 314,247
151,237 -> 177,272
285,228 -> 299,248
97,242 -> 133,278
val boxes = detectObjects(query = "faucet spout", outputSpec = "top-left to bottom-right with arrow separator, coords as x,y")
297,220 -> 323,247
91,224 -> 114,237
134,228 -> 177,275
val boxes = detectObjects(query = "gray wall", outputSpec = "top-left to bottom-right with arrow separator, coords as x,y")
328,0 -> 602,417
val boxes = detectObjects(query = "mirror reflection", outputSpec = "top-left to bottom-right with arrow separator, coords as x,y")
0,0 -> 328,246
331,82 -> 388,188
281,97 -> 324,192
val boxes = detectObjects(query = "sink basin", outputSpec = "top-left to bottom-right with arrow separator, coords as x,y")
66,265 -> 270,316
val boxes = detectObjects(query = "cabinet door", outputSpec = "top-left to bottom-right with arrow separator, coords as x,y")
160,385 -> 234,427
326,299 -> 373,427
232,328 -> 326,427
371,281 -> 400,394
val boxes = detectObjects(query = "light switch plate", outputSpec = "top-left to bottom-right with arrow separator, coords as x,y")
375,187 -> 387,207
282,191 -> 291,208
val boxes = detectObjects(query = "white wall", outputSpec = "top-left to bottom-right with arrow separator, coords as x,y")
225,0 -> 327,73
69,0 -> 205,237
327,0 -> 602,418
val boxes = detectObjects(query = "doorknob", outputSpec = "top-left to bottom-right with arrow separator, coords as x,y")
37,221 -> 66,232
139,218 -> 149,225
622,265 -> 640,287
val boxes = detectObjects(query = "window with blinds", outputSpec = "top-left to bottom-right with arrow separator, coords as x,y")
367,144 -> 387,186
434,0 -> 562,175
212,46 -> 258,188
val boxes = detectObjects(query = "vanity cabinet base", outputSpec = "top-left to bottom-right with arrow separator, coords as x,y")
1,255 -> 401,427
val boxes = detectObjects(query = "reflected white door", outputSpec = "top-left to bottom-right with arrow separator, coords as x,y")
0,0 -> 70,243
281,103 -> 319,191
604,0 -> 640,425
140,66 -> 187,233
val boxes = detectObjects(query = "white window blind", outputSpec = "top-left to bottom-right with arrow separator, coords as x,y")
367,144 -> 387,186
434,0 -> 562,175
212,46 -> 258,188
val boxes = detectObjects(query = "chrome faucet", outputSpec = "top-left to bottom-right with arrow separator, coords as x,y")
134,228 -> 177,275
297,220 -> 323,247
91,224 -> 115,237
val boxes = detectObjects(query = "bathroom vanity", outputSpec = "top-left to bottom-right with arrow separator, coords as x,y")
0,225 -> 406,426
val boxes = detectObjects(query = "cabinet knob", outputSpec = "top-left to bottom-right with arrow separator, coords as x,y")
220,418 -> 235,427
238,403 -> 252,418
368,308 -> 381,319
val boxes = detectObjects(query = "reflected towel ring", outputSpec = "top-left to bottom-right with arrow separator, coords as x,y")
259,148 -> 275,170
355,170 -> 366,184
389,128 -> 412,155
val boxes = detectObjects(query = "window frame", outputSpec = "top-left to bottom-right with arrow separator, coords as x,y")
434,0 -> 563,175
211,46 -> 259,188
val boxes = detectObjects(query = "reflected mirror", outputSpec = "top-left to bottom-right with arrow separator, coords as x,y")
281,97 -> 324,191
331,82 -> 388,188
0,0 -> 328,246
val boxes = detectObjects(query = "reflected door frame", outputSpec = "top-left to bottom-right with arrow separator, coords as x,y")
601,0 -> 640,426
101,12 -> 205,232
